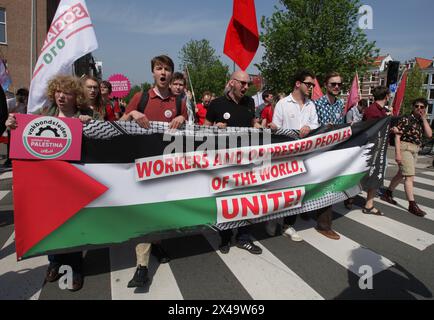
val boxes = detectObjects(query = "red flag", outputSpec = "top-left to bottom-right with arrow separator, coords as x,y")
345,73 -> 360,113
312,78 -> 324,100
224,0 -> 259,71
392,70 -> 408,116
13,160 -> 108,259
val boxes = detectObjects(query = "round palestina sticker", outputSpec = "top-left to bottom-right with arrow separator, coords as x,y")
22,117 -> 72,159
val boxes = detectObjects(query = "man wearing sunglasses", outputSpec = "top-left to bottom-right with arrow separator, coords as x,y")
312,72 -> 345,240
205,70 -> 263,255
381,98 -> 432,216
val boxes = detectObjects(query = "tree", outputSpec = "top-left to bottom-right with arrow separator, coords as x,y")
401,65 -> 425,115
179,39 -> 229,101
258,0 -> 378,93
124,82 -> 152,105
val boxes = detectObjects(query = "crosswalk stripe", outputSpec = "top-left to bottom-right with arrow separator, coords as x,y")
383,179 -> 434,199
334,204 -> 434,251
0,190 -> 9,202
294,219 -> 394,276
0,171 -> 12,180
414,176 -> 433,186
361,191 -> 434,222
0,232 -> 47,300
421,171 -> 434,177
109,242 -> 183,300
203,232 -> 323,300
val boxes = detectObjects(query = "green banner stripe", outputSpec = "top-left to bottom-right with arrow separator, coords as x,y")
24,172 -> 366,257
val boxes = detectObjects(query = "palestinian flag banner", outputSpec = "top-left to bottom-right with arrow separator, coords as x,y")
13,117 -> 391,260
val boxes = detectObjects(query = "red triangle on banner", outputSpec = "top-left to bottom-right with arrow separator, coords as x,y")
13,160 -> 108,259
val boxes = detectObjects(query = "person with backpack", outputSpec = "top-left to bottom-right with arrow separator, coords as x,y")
100,80 -> 121,121
120,55 -> 188,288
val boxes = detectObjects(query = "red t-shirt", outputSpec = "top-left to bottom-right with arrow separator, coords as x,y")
363,102 -> 388,121
104,100 -> 121,122
261,104 -> 273,124
196,103 -> 207,125
126,88 -> 188,122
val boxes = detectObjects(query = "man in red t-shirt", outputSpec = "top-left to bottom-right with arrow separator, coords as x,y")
121,55 -> 187,128
100,80 -> 121,121
259,90 -> 274,127
362,86 -> 390,216
196,91 -> 212,125
120,55 -> 187,289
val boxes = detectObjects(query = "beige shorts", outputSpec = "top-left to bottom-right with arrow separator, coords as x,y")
399,141 -> 419,176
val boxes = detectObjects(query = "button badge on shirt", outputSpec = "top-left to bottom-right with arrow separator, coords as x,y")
223,112 -> 231,120
164,110 -> 173,119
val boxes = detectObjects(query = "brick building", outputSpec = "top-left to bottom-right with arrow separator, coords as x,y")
0,0 -> 59,93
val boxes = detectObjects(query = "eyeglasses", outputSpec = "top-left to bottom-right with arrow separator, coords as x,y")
302,81 -> 316,88
233,79 -> 251,87
414,104 -> 426,109
329,82 -> 343,88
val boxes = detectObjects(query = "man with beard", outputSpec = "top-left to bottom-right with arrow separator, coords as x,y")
381,98 -> 432,216
121,55 -> 188,288
204,70 -> 263,255
313,71 -> 345,240
266,70 -> 319,241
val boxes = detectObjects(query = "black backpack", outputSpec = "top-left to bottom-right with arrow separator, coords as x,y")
137,90 -> 183,116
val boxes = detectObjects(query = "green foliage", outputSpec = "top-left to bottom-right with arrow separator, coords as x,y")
258,0 -> 378,93
401,65 -> 425,115
124,82 -> 152,105
179,39 -> 230,101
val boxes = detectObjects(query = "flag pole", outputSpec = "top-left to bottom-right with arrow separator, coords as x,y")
391,66 -> 408,108
185,65 -> 197,107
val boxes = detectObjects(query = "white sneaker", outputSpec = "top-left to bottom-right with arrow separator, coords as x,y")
265,220 -> 278,236
283,226 -> 303,242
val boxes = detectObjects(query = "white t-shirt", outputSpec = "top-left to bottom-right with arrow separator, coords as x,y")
272,94 -> 319,130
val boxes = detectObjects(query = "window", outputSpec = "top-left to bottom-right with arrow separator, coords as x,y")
380,78 -> 385,86
0,8 -> 6,44
431,75 -> 434,85
370,74 -> 376,82
424,74 -> 429,85
430,89 -> 434,100
428,103 -> 433,115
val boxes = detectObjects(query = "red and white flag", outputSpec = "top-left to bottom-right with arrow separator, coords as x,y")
345,73 -> 360,113
224,0 -> 259,71
312,78 -> 323,101
28,0 -> 98,113
392,70 -> 408,116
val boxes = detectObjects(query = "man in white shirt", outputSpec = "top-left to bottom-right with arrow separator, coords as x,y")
267,70 -> 319,241
270,71 -> 319,136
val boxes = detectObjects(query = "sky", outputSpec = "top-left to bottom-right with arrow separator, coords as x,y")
85,0 -> 434,86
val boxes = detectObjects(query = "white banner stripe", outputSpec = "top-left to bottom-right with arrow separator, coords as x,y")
334,204 -> 434,251
78,146 -> 370,209
109,242 -> 183,300
0,233 -> 47,300
203,232 -> 323,300
294,219 -> 394,275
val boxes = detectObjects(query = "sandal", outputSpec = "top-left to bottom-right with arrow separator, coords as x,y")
362,207 -> 383,216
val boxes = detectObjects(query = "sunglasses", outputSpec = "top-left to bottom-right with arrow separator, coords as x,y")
414,104 -> 426,109
329,82 -> 343,88
302,81 -> 316,88
233,79 -> 251,87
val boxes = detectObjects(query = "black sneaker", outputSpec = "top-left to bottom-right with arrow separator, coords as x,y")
127,265 -> 149,288
219,242 -> 230,254
153,243 -> 170,264
236,241 -> 262,255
